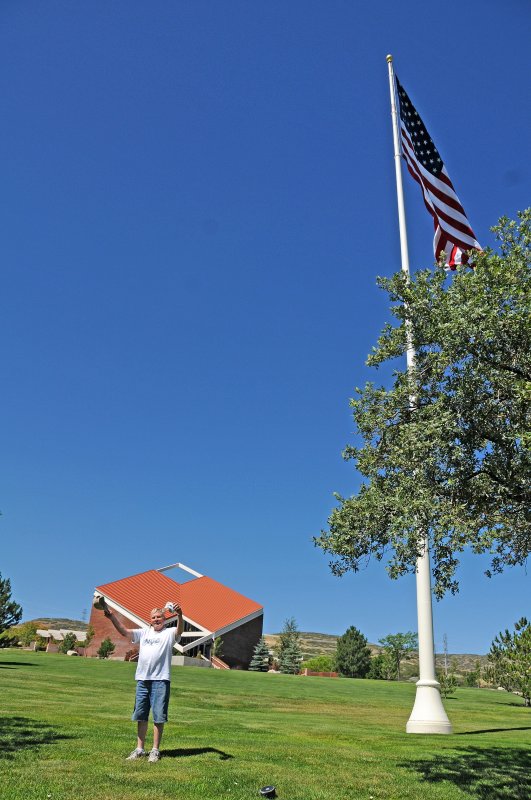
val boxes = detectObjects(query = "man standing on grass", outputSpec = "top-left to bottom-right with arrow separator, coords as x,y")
94,596 -> 183,762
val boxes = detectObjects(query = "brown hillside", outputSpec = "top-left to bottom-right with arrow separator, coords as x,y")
25,618 -> 89,631
265,631 -> 487,674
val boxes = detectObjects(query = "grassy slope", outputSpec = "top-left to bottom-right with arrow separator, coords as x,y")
0,650 -> 529,800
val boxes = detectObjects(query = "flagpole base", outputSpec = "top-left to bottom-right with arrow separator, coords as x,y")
406,679 -> 452,734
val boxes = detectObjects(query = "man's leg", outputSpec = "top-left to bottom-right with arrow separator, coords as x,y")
127,681 -> 150,758
148,681 -> 170,761
153,722 -> 164,750
137,720 -> 148,750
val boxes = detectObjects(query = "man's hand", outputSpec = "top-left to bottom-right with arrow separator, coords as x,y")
164,601 -> 182,616
93,595 -> 110,615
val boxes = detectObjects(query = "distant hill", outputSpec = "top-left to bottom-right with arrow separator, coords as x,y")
265,631 -> 487,676
25,618 -> 89,631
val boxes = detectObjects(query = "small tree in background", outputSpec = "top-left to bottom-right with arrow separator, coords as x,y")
464,660 -> 482,688
279,638 -> 302,674
487,618 -> 530,707
97,637 -> 116,659
301,655 -> 335,672
378,632 -> 418,681
277,618 -> 302,675
438,657 -> 458,699
83,624 -> 95,656
0,573 -> 22,635
213,637 -> 224,658
335,626 -> 371,678
59,632 -> 78,654
0,630 -> 20,648
249,637 -> 271,672
15,622 -> 38,647
367,652 -> 395,680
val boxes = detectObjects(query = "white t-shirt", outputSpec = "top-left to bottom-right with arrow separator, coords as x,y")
131,626 -> 180,681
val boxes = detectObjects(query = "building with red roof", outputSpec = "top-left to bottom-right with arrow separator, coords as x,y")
86,562 -> 263,669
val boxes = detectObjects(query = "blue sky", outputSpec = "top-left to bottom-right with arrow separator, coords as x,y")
1,1 -> 529,654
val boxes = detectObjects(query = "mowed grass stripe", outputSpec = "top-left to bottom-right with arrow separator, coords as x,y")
0,650 -> 529,800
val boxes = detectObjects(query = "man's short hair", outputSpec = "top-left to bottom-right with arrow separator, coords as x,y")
150,608 -> 165,617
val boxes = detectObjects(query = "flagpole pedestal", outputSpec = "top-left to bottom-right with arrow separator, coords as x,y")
406,681 -> 453,734
407,540 -> 452,734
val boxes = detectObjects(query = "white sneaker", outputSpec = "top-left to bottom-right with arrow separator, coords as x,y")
126,748 -> 146,760
148,748 -> 161,763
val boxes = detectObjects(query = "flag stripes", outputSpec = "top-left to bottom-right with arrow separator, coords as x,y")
396,78 -> 480,269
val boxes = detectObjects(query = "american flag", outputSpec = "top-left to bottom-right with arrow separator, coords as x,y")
396,78 -> 480,269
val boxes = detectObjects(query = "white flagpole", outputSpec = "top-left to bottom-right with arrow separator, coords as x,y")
386,54 -> 452,734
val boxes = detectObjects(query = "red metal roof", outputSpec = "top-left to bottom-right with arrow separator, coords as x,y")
179,576 -> 262,632
97,570 -> 182,624
97,570 -> 262,632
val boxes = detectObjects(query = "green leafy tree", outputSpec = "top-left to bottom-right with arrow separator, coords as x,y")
59,632 -> 78,654
335,626 -> 371,678
438,670 -> 458,699
487,618 -> 531,707
249,636 -> 271,672
437,656 -> 459,699
315,211 -> 531,598
367,652 -> 395,680
0,630 -> 19,648
83,624 -> 95,656
277,618 -> 302,675
97,637 -> 116,659
16,622 -> 38,647
464,660 -> 482,688
213,637 -> 224,658
301,655 -> 335,672
0,573 -> 23,635
378,632 -> 418,681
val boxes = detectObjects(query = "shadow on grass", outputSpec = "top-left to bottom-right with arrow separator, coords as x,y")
164,747 -> 233,760
456,727 -> 531,735
401,746 -> 530,800
0,661 -> 40,668
0,716 -> 75,759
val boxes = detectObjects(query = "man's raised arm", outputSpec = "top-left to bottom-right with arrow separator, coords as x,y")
164,602 -> 183,640
94,595 -> 131,639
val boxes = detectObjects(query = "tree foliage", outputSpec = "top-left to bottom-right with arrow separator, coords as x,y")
367,652 -> 395,680
335,626 -> 371,678
437,656 -> 459,699
277,617 -> 302,674
301,655 -> 335,672
0,573 -> 23,635
97,637 -> 116,659
378,632 -> 418,681
315,211 -> 531,597
15,622 -> 38,647
464,660 -> 482,688
249,636 -> 271,672
487,617 -> 530,707
83,624 -> 95,656
59,632 -> 78,654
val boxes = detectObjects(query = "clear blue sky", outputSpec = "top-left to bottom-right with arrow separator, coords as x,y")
1,1 -> 529,654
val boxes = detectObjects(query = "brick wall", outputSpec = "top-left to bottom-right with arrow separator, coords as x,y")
85,605 -> 140,659
219,614 -> 263,670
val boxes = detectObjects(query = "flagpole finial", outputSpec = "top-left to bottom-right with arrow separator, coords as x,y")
386,54 -> 393,63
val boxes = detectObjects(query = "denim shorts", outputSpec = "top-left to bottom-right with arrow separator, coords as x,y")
132,680 -> 171,723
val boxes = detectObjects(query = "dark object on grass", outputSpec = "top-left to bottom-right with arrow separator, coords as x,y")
259,787 -> 276,798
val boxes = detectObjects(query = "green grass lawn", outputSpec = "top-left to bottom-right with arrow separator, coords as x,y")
0,650 -> 529,800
